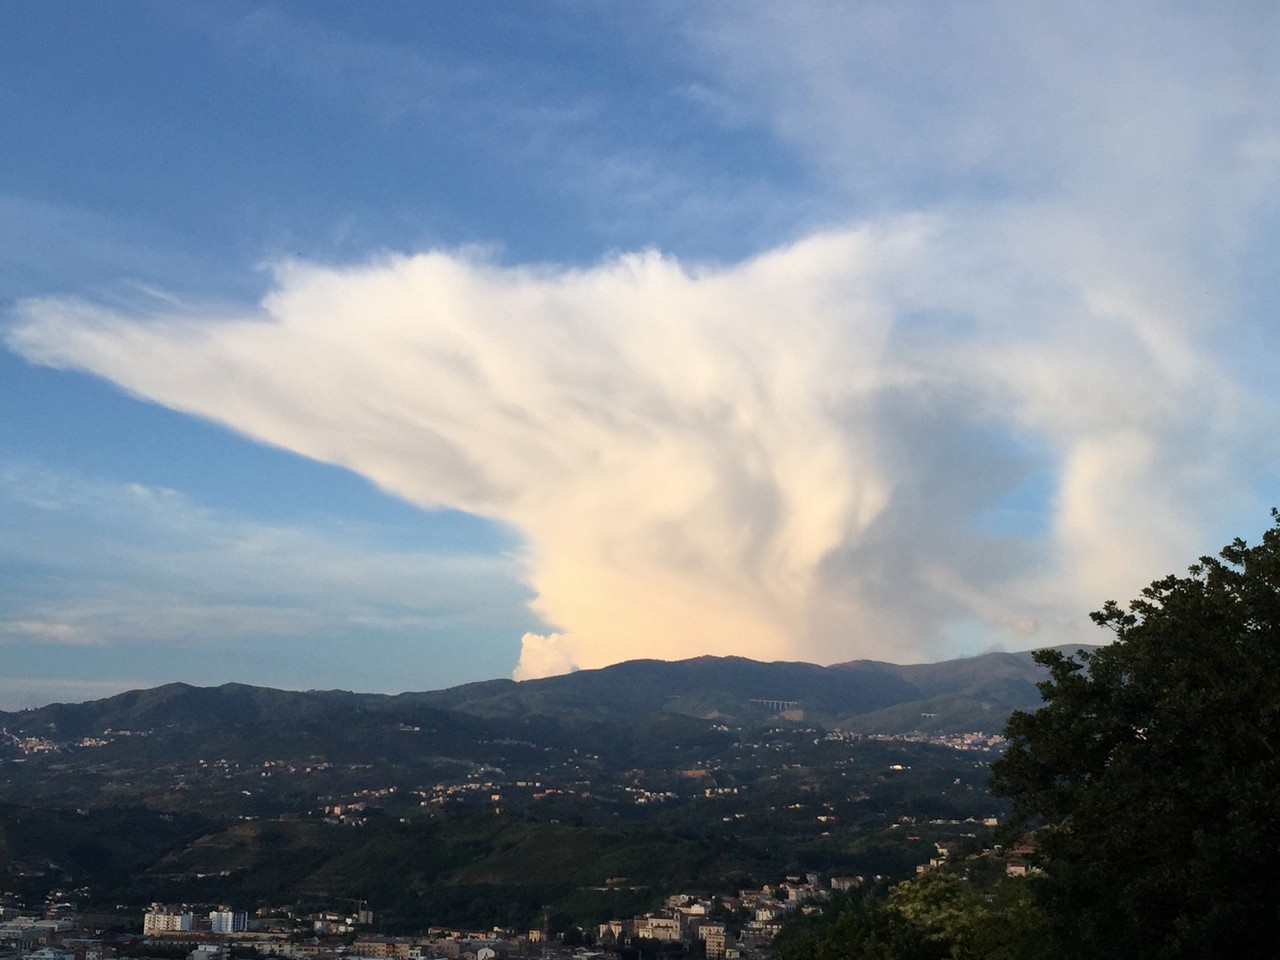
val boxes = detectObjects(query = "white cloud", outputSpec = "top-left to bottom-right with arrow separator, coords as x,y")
0,620 -> 100,646
0,462 -> 531,652
7,2 -> 1280,680
8,200 -> 1270,677
512,632 -> 578,681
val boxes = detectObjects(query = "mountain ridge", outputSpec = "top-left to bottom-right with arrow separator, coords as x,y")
0,648 -> 1091,917
5,646 -> 1094,734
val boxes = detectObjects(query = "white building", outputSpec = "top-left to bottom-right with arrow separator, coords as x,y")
209,911 -> 248,934
144,909 -> 194,935
635,917 -> 680,942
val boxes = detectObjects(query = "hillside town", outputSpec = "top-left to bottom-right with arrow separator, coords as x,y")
0,874 -> 869,960
0,822 -> 1040,960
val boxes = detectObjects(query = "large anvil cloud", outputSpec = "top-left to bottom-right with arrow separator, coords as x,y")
6,215 -> 1252,677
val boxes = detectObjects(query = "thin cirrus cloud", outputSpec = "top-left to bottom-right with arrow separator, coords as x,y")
0,460 -> 532,665
0,676 -> 153,713
0,620 -> 99,646
6,202 -> 1264,678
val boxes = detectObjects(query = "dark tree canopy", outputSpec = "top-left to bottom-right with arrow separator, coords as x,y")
989,511 -> 1280,960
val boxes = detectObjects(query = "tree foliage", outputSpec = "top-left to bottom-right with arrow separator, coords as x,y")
776,872 -> 1045,960
989,512 -> 1280,959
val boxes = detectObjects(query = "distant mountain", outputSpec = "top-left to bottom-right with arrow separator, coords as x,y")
3,646 -> 1091,737
3,679 -> 502,751
0,648 -> 1092,919
828,649 -> 1085,733
409,647 -> 1094,732
408,656 -> 917,721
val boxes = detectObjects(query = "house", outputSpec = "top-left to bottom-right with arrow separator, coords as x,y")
144,908 -> 194,935
632,917 -> 679,942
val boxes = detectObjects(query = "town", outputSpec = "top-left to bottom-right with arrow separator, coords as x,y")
0,670 -> 1026,959
0,867 -> 970,960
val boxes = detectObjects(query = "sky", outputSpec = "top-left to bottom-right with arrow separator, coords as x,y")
3,2 -> 1280,710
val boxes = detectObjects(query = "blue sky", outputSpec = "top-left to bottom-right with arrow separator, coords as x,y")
4,2 -> 1280,709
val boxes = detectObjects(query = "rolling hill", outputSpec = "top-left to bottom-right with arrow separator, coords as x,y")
2,647 -> 1086,739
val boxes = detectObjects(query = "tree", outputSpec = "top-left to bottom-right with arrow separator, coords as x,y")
989,511 -> 1280,960
776,872 -> 1044,960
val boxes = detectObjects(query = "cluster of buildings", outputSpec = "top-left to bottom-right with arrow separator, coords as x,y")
1,847 -> 1048,960
592,876 -> 855,959
865,731 -> 1007,752
143,907 -> 249,936
0,905 -> 119,960
116,877 -> 854,960
0,728 -> 149,759
0,910 -> 77,952
0,732 -> 61,756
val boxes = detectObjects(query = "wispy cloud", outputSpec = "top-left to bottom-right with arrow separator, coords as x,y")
222,6 -> 489,128
198,4 -> 813,262
0,676 -> 150,711
0,620 -> 101,646
0,462 -> 533,652
7,2 -> 1280,681
0,194 -> 246,302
